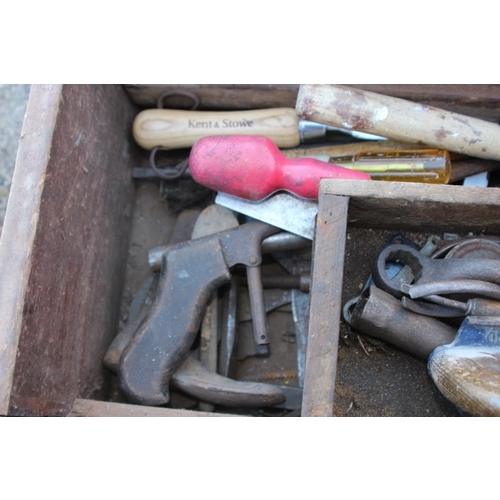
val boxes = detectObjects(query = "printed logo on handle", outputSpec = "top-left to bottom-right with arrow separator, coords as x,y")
188,119 -> 254,129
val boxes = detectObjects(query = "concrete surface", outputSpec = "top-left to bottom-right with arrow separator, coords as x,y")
0,84 -> 31,235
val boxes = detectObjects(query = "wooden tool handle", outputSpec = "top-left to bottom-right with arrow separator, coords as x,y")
133,107 -> 300,150
296,84 -> 500,161
428,315 -> 500,417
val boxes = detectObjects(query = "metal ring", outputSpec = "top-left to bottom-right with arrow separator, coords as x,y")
372,244 -> 425,299
149,147 -> 189,180
342,296 -> 360,326
157,90 -> 200,110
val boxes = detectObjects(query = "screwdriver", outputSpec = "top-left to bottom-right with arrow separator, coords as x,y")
312,149 -> 451,184
188,135 -> 370,201
132,107 -> 385,151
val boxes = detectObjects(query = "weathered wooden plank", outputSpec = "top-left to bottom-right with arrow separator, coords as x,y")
124,84 -> 300,110
320,179 -> 500,234
124,84 -> 500,121
301,195 -> 349,417
0,85 -> 62,415
68,398 -> 240,417
5,85 -> 139,416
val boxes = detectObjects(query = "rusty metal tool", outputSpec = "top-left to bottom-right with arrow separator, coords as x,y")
401,279 -> 500,318
191,205 -> 240,411
404,279 -> 500,302
118,220 -> 281,406
105,270 -> 286,409
435,237 -> 500,260
218,276 -> 239,378
215,236 -> 310,375
428,315 -> 500,416
108,348 -> 286,409
104,208 -> 286,409
296,84 -> 500,162
107,310 -> 282,408
148,229 -> 311,271
279,249 -> 312,388
348,286 -> 457,360
400,235 -> 500,319
238,288 -> 293,322
106,325 -> 286,408
342,234 -> 437,322
349,286 -> 500,416
170,355 -> 285,408
373,244 -> 500,299
240,272 -> 310,292
403,293 -> 500,319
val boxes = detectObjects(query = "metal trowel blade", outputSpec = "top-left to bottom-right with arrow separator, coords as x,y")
215,192 -> 317,240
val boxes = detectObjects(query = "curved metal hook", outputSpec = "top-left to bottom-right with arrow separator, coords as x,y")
149,147 -> 189,180
148,90 -> 200,180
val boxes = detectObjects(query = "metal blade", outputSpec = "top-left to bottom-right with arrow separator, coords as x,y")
215,192 -> 318,240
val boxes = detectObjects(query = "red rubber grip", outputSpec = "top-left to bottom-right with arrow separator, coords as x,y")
189,135 -> 370,201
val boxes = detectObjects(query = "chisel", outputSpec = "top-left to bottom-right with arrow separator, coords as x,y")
132,107 -> 385,150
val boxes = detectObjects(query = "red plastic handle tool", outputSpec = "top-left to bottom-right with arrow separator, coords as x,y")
189,135 -> 370,201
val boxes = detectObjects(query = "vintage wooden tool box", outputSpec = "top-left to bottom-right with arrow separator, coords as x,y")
1,84 -> 499,417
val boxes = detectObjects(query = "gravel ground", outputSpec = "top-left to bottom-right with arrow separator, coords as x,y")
0,84 -> 31,235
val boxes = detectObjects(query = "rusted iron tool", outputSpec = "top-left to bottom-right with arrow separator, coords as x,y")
402,280 -> 500,318
105,210 -> 286,409
348,286 -> 456,360
107,346 -> 286,408
191,205 -> 240,412
105,280 -> 286,409
373,244 -> 500,299
118,220 -> 281,406
149,230 -> 311,271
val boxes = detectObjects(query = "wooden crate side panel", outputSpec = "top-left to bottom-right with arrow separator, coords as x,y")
8,85 -> 138,416
68,399 -> 240,417
124,84 -> 300,110
320,180 -> 500,234
0,85 -> 63,415
124,84 -> 500,121
301,195 -> 349,417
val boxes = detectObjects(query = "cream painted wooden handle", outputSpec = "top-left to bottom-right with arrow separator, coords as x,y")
133,107 -> 300,150
429,345 -> 500,417
296,84 -> 500,161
